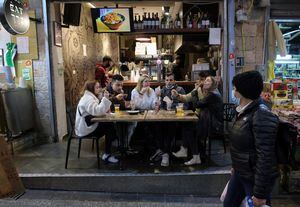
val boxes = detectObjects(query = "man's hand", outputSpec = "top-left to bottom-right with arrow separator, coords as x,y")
116,94 -> 125,101
252,196 -> 266,207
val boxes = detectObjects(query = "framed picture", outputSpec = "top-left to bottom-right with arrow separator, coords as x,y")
0,49 -> 4,66
53,21 -> 62,47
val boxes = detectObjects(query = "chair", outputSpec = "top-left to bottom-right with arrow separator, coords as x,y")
207,103 -> 236,159
65,107 -> 101,169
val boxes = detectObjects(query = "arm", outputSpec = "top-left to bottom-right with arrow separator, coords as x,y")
178,87 -> 189,110
85,97 -> 111,116
131,89 -> 144,109
252,109 -> 279,199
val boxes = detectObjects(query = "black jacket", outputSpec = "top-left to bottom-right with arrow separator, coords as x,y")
229,99 -> 279,199
160,84 -> 188,110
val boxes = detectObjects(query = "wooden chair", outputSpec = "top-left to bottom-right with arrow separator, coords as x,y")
65,107 -> 100,169
207,103 -> 236,159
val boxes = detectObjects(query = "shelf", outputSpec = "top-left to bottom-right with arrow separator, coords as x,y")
122,28 -> 210,35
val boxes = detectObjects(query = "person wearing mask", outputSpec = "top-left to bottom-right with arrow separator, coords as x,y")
75,80 -> 119,164
106,74 -> 129,112
151,73 -> 187,167
224,71 -> 279,207
95,56 -> 113,88
172,55 -> 185,81
172,76 -> 223,165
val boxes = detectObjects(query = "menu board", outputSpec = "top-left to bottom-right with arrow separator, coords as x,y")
91,8 -> 133,33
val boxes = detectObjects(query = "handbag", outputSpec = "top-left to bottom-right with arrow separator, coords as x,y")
78,108 -> 95,127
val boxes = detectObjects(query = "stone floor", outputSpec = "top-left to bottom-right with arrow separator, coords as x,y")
13,139 -> 231,174
1,190 -> 300,207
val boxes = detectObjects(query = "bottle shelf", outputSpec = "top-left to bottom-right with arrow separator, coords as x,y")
124,28 -> 210,35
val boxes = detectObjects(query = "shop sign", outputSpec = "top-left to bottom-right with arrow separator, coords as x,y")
0,0 -> 30,35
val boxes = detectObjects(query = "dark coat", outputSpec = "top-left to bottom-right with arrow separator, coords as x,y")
229,99 -> 279,199
160,84 -> 188,110
195,91 -> 223,138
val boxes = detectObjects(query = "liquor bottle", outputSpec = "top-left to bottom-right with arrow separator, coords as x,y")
188,12 -> 193,29
138,15 -> 142,29
134,15 -> 138,30
185,12 -> 190,28
155,13 -> 160,29
165,15 -> 170,29
161,14 -> 165,29
202,13 -> 207,29
205,14 -> 210,28
197,12 -> 202,29
151,13 -> 155,29
175,13 -> 181,29
192,14 -> 198,29
143,12 -> 147,29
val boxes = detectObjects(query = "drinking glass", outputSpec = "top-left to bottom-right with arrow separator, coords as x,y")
114,104 -> 120,114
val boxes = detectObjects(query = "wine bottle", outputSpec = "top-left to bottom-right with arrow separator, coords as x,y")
192,14 -> 198,29
138,15 -> 142,29
161,14 -> 165,29
202,13 -> 207,29
175,13 -> 181,29
151,13 -> 155,29
134,15 -> 138,30
205,13 -> 210,28
155,13 -> 160,29
143,12 -> 147,29
188,12 -> 193,29
147,13 -> 151,29
197,12 -> 202,29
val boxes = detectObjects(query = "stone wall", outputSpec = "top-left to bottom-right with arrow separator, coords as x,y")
62,4 -> 119,108
235,2 -> 267,72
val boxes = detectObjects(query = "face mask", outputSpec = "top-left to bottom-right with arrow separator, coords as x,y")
232,89 -> 240,105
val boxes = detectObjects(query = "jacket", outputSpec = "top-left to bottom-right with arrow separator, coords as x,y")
229,99 -> 279,199
131,88 -> 156,110
95,64 -> 109,87
75,90 -> 111,137
160,84 -> 188,110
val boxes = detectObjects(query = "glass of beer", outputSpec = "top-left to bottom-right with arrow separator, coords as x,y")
176,103 -> 184,116
114,104 -> 120,114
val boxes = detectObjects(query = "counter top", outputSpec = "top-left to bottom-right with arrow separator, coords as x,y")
123,81 -> 196,87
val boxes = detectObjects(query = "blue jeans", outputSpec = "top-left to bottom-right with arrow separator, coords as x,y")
223,172 -> 273,207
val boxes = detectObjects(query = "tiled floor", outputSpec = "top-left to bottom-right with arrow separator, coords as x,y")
13,139 -> 231,174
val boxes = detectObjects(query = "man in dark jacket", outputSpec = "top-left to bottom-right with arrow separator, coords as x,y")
224,71 -> 279,207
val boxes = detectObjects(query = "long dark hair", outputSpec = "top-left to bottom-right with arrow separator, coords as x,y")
203,76 -> 218,97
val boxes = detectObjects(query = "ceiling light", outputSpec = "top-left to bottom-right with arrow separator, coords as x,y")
135,37 -> 151,42
87,3 -> 96,8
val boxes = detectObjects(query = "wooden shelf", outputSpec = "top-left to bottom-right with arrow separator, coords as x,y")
122,28 -> 210,35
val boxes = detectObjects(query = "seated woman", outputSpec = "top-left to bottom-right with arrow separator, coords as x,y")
171,76 -> 223,165
131,75 -> 158,110
75,80 -> 119,164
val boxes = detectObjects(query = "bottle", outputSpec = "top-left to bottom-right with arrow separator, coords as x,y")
192,14 -> 198,29
169,16 -> 174,29
161,14 -> 165,29
185,12 -> 190,28
155,13 -> 160,29
138,15 -> 143,29
165,15 -> 170,29
151,13 -> 155,29
197,12 -> 202,29
175,13 -> 181,28
202,13 -> 206,29
205,14 -> 210,28
143,12 -> 147,29
147,12 -> 151,29
188,12 -> 193,29
134,15 -> 138,30
185,73 -> 189,81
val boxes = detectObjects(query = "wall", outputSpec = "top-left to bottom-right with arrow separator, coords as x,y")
0,25 -> 11,55
235,2 -> 267,72
62,4 -> 119,108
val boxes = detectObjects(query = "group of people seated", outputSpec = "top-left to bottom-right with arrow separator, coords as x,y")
75,62 -> 223,166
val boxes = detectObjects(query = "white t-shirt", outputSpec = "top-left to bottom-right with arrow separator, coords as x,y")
131,88 -> 157,110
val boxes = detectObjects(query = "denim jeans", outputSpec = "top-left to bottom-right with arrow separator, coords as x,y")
223,172 -> 273,207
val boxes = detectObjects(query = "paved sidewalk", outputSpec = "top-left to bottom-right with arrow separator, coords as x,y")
0,190 -> 299,207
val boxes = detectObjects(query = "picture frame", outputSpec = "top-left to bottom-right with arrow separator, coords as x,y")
53,21 -> 62,47
0,49 -> 4,66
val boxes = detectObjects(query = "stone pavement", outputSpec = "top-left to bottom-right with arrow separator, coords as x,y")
0,190 -> 300,207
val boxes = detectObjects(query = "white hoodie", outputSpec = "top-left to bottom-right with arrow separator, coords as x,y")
75,90 -> 111,137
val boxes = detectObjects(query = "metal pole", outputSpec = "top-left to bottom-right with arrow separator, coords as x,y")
227,0 -> 235,102
42,0 -> 58,142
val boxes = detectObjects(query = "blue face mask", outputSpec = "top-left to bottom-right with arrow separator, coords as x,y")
231,89 -> 240,105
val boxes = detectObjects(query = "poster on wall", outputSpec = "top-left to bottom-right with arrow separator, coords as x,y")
17,60 -> 33,87
91,8 -> 133,33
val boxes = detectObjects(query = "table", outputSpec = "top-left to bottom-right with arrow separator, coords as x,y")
91,110 -> 198,169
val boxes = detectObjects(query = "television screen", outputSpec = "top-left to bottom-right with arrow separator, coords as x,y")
91,8 -> 133,33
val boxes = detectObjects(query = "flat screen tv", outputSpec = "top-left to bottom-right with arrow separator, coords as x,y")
91,8 -> 133,33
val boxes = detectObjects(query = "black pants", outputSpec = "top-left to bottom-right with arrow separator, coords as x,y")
88,122 -> 117,154
156,122 -> 176,154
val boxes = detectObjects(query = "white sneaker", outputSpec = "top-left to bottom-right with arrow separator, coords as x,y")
172,146 -> 188,158
184,155 -> 201,166
102,154 -> 119,163
161,153 -> 169,167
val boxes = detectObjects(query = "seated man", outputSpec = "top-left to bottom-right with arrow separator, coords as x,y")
106,74 -> 128,112
150,73 -> 187,167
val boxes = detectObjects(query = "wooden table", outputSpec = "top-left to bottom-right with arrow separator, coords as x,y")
91,110 -> 198,169
92,110 -> 198,122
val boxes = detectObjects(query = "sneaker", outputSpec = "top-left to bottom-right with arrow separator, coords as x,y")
102,154 -> 119,164
184,155 -> 201,166
150,149 -> 163,162
161,153 -> 169,167
172,146 -> 188,158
